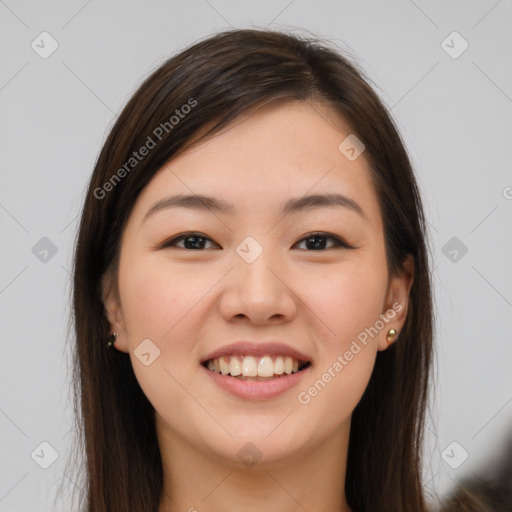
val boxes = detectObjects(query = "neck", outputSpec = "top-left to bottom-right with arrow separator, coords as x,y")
156,416 -> 353,512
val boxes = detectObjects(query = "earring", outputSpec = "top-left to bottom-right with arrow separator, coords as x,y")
106,332 -> 118,348
386,329 -> 398,345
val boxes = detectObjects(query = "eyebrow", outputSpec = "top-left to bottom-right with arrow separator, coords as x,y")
142,192 -> 367,223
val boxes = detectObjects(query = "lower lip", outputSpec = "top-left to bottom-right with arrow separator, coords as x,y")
201,364 -> 311,400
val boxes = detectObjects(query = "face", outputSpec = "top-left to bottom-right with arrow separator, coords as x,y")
103,100 -> 412,468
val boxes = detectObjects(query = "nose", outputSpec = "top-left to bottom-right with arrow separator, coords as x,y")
219,248 -> 297,325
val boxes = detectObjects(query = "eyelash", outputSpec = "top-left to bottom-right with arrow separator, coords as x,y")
160,231 -> 354,251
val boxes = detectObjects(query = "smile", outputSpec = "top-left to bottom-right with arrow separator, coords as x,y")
201,356 -> 312,400
203,355 -> 310,380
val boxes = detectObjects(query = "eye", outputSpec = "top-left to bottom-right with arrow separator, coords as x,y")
294,232 -> 353,251
159,231 -> 353,251
160,232 -> 219,250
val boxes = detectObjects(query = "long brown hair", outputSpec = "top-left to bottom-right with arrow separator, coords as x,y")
64,28 -> 434,511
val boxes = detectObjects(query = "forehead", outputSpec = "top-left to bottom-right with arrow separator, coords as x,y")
129,100 -> 383,230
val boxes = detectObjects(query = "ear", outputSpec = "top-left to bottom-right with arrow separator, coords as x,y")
377,254 -> 414,352
101,268 -> 129,353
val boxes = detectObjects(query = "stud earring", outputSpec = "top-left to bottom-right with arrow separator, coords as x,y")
386,329 -> 398,345
106,332 -> 118,348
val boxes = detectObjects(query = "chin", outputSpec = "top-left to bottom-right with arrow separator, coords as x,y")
200,422 -> 314,467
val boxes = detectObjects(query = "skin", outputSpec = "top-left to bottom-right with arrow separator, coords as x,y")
103,99 -> 414,512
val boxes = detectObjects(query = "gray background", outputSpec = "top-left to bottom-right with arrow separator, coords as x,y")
1,1 -> 511,510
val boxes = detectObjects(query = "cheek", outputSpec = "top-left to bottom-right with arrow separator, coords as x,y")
120,257 -> 199,341
292,260 -> 386,425
297,258 -> 388,347
296,344 -> 376,442
118,258 -> 205,417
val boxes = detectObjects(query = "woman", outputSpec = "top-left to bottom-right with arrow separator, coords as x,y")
67,28 -> 434,511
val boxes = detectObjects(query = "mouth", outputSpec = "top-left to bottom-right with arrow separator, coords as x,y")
202,355 -> 312,381
200,341 -> 313,400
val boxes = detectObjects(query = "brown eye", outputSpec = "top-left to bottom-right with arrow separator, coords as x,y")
161,232 -> 219,250
160,231 -> 353,251
294,232 -> 353,251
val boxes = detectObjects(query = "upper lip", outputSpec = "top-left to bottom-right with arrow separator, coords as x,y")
201,341 -> 312,365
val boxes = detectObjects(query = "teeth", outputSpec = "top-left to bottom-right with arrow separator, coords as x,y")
284,356 -> 293,375
274,356 -> 284,374
229,356 -> 242,376
205,355 -> 307,377
258,356 -> 274,377
219,356 -> 230,375
242,356 -> 258,377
